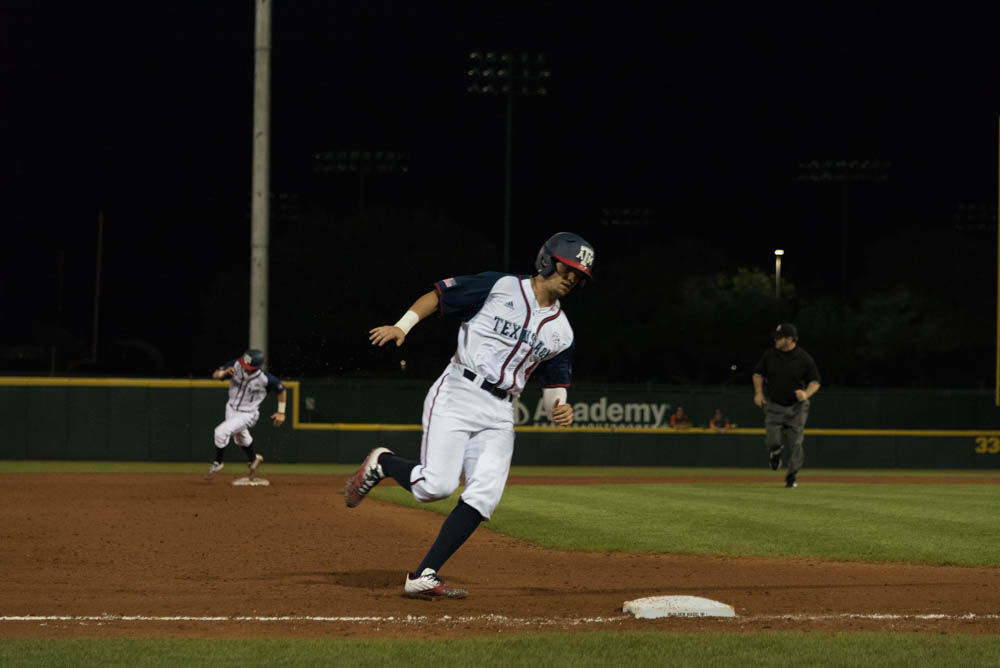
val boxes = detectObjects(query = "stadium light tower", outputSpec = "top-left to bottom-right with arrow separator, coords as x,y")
795,159 -> 890,305
600,206 -> 656,229
313,150 -> 409,217
467,51 -> 551,271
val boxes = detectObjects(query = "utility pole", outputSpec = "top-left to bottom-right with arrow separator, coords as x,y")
249,0 -> 272,357
91,211 -> 103,365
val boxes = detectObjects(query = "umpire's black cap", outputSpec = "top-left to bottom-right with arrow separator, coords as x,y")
773,323 -> 798,340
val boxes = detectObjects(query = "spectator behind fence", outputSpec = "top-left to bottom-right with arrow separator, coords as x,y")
670,406 -> 692,430
709,408 -> 733,433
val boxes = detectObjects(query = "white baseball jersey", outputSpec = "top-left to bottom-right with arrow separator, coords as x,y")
219,361 -> 285,413
213,361 -> 284,449
437,272 -> 575,395
408,272 -> 575,520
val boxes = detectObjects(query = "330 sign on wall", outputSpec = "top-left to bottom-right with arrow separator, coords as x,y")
974,436 -> 1000,454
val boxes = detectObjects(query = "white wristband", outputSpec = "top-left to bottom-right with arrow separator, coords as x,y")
542,387 -> 568,414
394,310 -> 420,335
277,402 -> 286,414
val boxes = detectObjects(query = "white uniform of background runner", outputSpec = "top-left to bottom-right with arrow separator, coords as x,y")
414,272 -> 574,518
214,360 -> 285,449
205,348 -> 287,481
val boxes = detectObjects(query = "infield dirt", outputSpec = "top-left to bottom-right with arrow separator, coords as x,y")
2,473 -> 999,638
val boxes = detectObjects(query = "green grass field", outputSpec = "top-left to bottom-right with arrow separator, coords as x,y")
378,478 -> 1000,567
1,461 -> 998,666
3,632 -> 1000,667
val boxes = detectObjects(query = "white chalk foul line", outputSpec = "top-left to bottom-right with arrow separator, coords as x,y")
2,612 -> 999,624
750,613 -> 1000,621
0,614 -> 627,625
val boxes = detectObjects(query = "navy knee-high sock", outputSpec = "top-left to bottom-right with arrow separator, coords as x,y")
415,499 -> 484,575
378,452 -> 417,491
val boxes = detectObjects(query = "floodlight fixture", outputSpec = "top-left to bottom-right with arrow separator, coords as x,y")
466,50 -> 552,271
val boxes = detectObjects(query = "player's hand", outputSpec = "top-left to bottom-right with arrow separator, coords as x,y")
369,325 -> 406,347
794,389 -> 808,402
550,398 -> 573,427
224,366 -> 236,377
753,392 -> 765,408
271,412 -> 285,427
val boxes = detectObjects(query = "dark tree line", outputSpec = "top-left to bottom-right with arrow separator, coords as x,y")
205,206 -> 993,390
10,198 -> 992,390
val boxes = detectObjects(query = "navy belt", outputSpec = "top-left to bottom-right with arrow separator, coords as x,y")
462,369 -> 512,402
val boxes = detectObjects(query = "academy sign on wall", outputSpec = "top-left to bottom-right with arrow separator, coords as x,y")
515,395 -> 674,429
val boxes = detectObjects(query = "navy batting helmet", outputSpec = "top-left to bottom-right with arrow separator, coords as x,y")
535,232 -> 596,281
239,349 -> 264,371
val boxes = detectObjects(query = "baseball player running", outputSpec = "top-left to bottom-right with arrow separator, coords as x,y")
345,232 -> 595,599
206,348 -> 287,480
752,323 -> 821,488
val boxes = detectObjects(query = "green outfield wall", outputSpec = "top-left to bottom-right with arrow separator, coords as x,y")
1,377 -> 999,468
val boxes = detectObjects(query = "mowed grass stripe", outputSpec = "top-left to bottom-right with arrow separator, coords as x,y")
2,632 -> 1000,667
375,482 -> 1000,567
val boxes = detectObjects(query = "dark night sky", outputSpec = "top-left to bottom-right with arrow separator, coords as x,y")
3,2 -> 998,380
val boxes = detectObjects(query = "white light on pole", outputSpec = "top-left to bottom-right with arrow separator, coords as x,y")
774,249 -> 784,298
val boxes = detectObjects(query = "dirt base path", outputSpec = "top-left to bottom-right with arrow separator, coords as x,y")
2,474 -> 998,638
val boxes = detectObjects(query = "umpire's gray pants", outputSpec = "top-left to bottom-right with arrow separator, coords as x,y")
764,400 -> 810,478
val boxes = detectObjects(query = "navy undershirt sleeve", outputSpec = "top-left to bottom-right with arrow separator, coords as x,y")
434,272 -> 510,321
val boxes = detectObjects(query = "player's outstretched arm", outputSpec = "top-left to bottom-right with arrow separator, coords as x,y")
271,388 -> 287,426
369,291 -> 439,347
213,366 -> 235,380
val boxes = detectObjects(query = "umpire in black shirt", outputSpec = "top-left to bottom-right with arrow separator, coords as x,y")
752,323 -> 821,488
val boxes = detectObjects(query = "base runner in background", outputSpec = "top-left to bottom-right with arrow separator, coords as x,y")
346,232 -> 596,599
206,348 -> 287,481
752,323 -> 821,488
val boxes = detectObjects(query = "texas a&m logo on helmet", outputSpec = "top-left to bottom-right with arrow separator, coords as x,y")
536,232 -> 596,281
239,349 -> 264,371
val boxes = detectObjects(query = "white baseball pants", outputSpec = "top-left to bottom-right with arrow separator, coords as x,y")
409,363 -> 515,519
214,405 -> 259,448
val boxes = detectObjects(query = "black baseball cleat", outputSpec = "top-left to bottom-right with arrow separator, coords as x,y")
768,448 -> 782,471
785,475 -> 797,488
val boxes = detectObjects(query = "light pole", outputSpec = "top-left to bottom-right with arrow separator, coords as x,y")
774,249 -> 784,299
466,51 -> 550,271
249,0 -> 272,359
